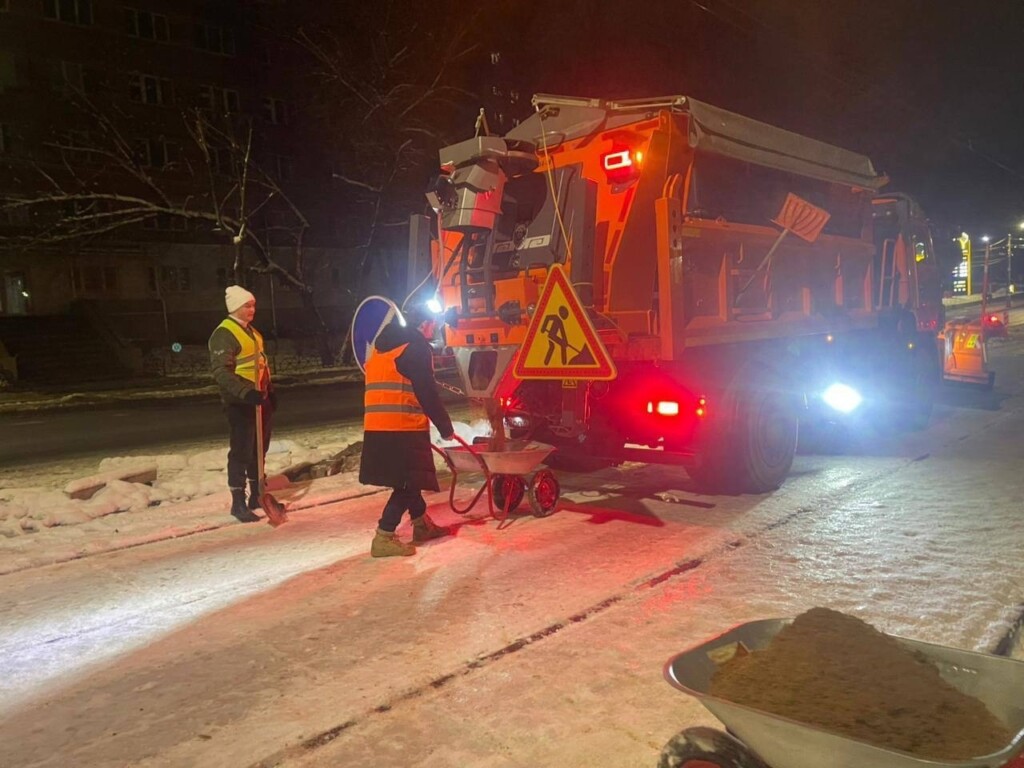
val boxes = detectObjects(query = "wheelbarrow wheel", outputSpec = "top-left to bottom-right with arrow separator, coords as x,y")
491,474 -> 525,514
527,469 -> 560,517
658,726 -> 769,768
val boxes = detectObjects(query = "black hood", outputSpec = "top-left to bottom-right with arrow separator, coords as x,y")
374,321 -> 424,353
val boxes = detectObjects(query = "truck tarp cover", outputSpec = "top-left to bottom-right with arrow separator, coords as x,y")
684,98 -> 884,191
514,95 -> 884,191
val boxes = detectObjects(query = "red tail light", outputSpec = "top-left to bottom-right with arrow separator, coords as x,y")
602,147 -> 643,183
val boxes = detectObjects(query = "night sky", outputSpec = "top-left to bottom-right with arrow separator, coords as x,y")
494,0 -> 1024,238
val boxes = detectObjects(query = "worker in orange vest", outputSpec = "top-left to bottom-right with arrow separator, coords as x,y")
209,285 -> 275,523
359,304 -> 454,557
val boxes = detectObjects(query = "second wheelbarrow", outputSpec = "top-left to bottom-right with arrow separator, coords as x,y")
432,435 -> 560,520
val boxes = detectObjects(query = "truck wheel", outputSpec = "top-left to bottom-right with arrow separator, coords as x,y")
893,344 -> 939,431
689,365 -> 798,494
659,727 -> 769,768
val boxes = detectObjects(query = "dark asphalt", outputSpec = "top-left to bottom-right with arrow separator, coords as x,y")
0,381 -> 369,468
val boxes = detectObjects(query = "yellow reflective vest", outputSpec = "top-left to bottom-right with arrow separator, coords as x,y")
363,344 -> 428,432
216,318 -> 270,390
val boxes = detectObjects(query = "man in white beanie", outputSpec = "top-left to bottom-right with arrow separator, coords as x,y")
208,284 -> 275,522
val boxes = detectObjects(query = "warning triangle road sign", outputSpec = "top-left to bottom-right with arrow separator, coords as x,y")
513,265 -> 617,381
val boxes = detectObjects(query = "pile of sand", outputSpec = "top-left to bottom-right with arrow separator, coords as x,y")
709,608 -> 1011,759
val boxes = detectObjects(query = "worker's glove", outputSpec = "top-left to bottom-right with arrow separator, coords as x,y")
441,431 -> 455,441
243,389 -> 266,407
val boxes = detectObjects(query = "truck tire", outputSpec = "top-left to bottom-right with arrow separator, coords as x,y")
891,343 -> 939,431
688,364 -> 798,494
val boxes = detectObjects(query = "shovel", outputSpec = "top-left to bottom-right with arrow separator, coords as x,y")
254,361 -> 287,527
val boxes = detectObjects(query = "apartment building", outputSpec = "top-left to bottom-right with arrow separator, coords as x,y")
0,0 -> 353,347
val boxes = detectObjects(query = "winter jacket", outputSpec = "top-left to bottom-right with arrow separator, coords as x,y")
208,317 -> 272,405
358,322 -> 453,491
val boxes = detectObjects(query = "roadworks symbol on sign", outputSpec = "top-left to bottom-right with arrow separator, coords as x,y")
513,264 -> 616,381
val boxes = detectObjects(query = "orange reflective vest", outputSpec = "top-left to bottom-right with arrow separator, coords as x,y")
217,318 -> 270,390
363,344 -> 428,432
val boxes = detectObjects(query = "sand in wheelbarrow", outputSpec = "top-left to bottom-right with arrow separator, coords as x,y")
709,607 -> 1012,760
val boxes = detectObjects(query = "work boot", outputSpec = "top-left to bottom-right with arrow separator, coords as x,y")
247,480 -> 262,510
230,488 -> 260,523
411,513 -> 451,543
370,528 -> 416,558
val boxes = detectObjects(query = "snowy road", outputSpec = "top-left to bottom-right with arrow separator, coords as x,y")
1,338 -> 1023,767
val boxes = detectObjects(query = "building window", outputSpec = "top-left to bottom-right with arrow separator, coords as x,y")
210,146 -> 234,176
199,85 -> 239,114
43,0 -> 93,24
133,138 -> 179,168
159,265 -> 192,291
129,74 -> 171,105
75,265 -> 118,294
261,97 -> 288,125
1,1 -> 9,12
51,61 -> 85,93
125,8 -> 169,42
196,24 -> 235,55
143,212 -> 187,230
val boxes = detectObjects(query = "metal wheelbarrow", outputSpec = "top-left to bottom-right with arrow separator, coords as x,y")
431,435 -> 560,521
660,618 -> 1024,768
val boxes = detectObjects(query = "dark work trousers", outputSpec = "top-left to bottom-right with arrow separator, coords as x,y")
378,487 -> 427,532
225,403 -> 272,489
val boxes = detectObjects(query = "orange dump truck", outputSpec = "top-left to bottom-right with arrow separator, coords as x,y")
411,94 -> 943,493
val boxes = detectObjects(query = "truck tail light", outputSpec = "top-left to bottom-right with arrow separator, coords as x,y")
646,400 -> 680,416
602,147 -> 643,183
646,398 -> 706,417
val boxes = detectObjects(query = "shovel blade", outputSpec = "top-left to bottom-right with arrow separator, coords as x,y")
261,492 -> 288,527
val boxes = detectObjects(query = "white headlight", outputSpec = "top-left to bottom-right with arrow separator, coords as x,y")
822,383 -> 863,414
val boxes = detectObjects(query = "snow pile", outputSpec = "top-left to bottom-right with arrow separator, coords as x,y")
0,438 -> 343,540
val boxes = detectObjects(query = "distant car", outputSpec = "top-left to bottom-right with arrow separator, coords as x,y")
982,312 -> 1009,340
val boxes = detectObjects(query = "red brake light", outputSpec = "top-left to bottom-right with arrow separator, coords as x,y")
602,146 -> 644,183
602,150 -> 633,172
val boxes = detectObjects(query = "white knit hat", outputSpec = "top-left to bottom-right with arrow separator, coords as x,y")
225,285 -> 256,313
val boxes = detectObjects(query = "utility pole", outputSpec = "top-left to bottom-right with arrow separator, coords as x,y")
1007,234 -> 1014,310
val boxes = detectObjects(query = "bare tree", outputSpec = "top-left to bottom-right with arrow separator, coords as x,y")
293,1 -> 484,296
0,93 -> 336,365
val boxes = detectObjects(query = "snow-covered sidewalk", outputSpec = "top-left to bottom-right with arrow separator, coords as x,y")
0,412 -> 490,576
